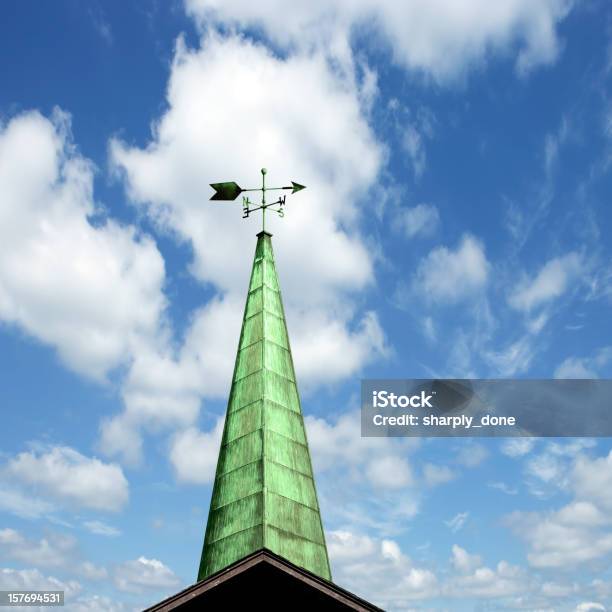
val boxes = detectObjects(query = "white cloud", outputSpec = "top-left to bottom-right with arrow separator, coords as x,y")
0,567 -> 81,599
305,411 -> 421,535
541,580 -> 578,598
327,530 -> 438,606
431,299 -> 498,378
501,437 -> 536,458
576,604 -> 606,612
305,410 -> 417,487
0,484 -> 55,519
0,528 -> 109,584
79,562 -> 108,581
0,529 -> 76,568
572,450 -> 612,512
483,334 -> 536,376
327,530 -> 378,562
527,311 -> 549,334
98,414 -> 143,468
451,545 -> 482,573
185,0 -> 574,82
422,463 -> 455,487
445,512 -> 469,533
525,452 -> 566,488
82,521 -> 121,537
509,252 -> 583,312
393,204 -> 440,238
554,501 -> 608,527
114,556 -> 180,594
0,110 -> 166,382
69,595 -> 128,612
105,32 -> 389,462
445,559 -> 531,598
413,234 -> 489,303
455,442 -> 489,468
554,347 -> 612,379
169,418 -> 224,484
544,117 -> 570,180
402,125 -> 428,179
127,296 -> 241,408
99,295 -> 245,465
87,4 -> 113,46
422,316 -> 436,342
3,446 -> 128,512
505,449 -> 612,569
365,455 -> 413,489
549,439 -> 596,457
290,310 -> 388,391
99,290 -> 256,465
110,34 -> 381,304
555,357 -> 598,379
506,507 -> 612,568
488,481 -> 518,495
522,440 -> 595,499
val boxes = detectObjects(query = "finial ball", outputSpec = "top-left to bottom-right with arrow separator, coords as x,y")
261,168 -> 267,175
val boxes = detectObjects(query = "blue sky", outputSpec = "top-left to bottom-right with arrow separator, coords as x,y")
1,1 -> 612,610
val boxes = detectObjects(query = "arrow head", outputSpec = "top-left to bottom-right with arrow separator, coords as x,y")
290,181 -> 306,194
210,182 -> 243,201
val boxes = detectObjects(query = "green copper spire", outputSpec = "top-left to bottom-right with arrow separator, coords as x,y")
198,231 -> 332,582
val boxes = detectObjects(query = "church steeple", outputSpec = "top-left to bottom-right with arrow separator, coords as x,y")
198,230 -> 332,581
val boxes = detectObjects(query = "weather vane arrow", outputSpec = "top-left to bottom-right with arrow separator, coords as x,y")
209,168 -> 306,232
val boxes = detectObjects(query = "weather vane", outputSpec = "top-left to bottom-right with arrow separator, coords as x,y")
209,168 -> 306,232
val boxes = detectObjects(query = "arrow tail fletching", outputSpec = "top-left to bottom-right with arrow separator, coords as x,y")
210,182 -> 243,201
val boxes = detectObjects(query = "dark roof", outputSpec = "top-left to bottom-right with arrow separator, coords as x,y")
145,548 -> 384,611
